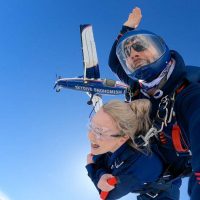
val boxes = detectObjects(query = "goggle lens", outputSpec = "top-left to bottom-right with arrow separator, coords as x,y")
124,42 -> 148,57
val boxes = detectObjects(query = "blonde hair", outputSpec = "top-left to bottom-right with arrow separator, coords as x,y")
102,99 -> 152,151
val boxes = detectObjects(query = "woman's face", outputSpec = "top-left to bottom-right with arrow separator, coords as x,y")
88,108 -> 129,155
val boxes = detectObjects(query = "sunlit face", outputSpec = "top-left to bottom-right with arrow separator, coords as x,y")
124,36 -> 159,71
88,109 -> 129,155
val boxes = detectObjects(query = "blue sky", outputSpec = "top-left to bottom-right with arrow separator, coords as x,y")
0,0 -> 200,199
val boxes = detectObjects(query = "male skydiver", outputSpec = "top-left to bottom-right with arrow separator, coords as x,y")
108,7 -> 200,200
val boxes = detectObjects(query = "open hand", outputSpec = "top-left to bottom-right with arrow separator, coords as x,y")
124,7 -> 142,28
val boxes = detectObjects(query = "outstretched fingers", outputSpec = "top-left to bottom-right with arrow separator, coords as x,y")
124,7 -> 142,28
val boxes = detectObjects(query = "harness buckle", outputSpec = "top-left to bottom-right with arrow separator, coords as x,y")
176,150 -> 192,157
154,122 -> 164,133
146,192 -> 159,198
157,95 -> 170,126
136,127 -> 158,146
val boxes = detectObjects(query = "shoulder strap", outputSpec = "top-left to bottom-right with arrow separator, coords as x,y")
171,80 -> 191,156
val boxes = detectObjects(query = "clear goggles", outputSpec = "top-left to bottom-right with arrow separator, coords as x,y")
87,122 -> 123,140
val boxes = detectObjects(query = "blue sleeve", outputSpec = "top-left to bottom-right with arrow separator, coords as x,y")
107,155 -> 164,200
108,26 -> 136,87
85,163 -> 142,199
175,83 -> 200,172
85,163 -> 107,193
86,152 -> 164,200
85,154 -> 108,193
106,172 -> 143,200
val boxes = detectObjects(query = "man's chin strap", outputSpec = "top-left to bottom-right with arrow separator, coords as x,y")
139,59 -> 175,99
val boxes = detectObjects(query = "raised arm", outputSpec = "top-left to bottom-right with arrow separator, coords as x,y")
108,7 -> 142,87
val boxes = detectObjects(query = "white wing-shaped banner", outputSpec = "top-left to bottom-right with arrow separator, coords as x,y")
80,24 -> 100,79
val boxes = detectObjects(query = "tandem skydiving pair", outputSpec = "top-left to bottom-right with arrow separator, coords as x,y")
86,7 -> 200,200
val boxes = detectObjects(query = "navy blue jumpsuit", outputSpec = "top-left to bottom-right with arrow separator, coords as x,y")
86,142 -> 181,199
108,26 -> 200,200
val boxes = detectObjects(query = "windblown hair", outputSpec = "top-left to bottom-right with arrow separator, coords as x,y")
102,99 -> 152,151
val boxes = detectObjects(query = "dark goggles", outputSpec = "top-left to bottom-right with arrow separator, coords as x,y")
124,41 -> 149,57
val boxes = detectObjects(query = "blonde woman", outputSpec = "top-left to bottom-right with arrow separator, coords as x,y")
86,99 -> 180,200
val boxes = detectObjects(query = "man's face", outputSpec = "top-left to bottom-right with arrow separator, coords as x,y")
123,36 -> 159,71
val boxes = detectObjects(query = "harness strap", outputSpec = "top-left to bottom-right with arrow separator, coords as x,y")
170,81 -> 191,155
172,124 -> 191,155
